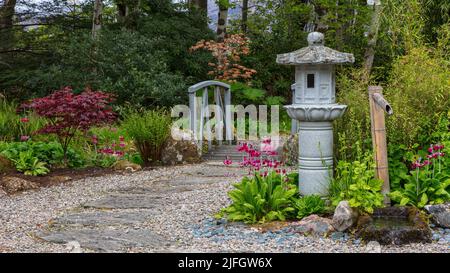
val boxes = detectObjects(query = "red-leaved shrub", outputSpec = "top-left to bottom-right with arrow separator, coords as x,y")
20,87 -> 117,164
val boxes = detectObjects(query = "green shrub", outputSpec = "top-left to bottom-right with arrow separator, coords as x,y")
230,82 -> 267,105
293,195 -> 326,220
0,141 -> 85,171
330,151 -> 384,214
218,172 -> 297,224
121,109 -> 172,163
384,47 -> 450,148
335,69 -> 372,161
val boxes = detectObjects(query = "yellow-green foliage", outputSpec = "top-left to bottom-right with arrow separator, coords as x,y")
384,47 -> 450,147
335,69 -> 372,160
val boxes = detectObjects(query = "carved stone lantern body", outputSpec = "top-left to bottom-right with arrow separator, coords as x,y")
277,32 -> 354,196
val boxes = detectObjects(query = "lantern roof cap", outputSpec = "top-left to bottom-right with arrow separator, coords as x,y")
276,32 -> 355,65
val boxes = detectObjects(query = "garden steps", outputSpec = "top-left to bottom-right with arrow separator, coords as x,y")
201,143 -> 282,162
202,144 -> 245,161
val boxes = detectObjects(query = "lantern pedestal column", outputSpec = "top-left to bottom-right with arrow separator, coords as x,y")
285,104 -> 347,196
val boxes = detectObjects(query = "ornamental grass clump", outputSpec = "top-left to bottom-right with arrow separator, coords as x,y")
0,99 -> 45,142
121,109 -> 171,164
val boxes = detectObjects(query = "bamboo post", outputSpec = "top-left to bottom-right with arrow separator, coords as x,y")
368,86 -> 392,206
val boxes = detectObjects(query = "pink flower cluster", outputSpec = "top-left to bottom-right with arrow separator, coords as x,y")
223,138 -> 285,176
239,157 -> 283,171
93,134 -> 127,158
427,144 -> 445,158
412,144 -> 445,169
19,116 -> 31,141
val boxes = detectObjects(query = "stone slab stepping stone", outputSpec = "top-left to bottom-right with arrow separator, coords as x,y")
164,176 -> 228,186
83,194 -> 164,209
115,185 -> 195,195
53,210 -> 156,227
181,167 -> 247,178
39,229 -> 169,252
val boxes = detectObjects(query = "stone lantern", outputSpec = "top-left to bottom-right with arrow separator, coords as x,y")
277,32 -> 354,196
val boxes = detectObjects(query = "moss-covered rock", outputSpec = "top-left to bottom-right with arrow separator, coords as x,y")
356,206 -> 431,245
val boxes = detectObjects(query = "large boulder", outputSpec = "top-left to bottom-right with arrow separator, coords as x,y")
1,176 -> 39,194
161,129 -> 201,166
0,155 -> 14,174
424,203 -> 450,228
291,214 -> 334,236
332,201 -> 359,232
280,134 -> 298,166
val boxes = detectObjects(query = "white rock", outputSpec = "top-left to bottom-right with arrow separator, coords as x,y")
65,241 -> 82,253
332,201 -> 359,232
365,241 -> 382,253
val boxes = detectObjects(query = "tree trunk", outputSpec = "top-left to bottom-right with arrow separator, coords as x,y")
362,0 -> 382,83
117,0 -> 141,28
217,2 -> 229,42
92,0 -> 103,39
241,0 -> 249,33
0,0 -> 17,50
117,3 -> 127,24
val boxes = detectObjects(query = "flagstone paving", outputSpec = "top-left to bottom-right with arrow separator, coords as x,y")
34,164 -> 246,252
0,163 -> 449,253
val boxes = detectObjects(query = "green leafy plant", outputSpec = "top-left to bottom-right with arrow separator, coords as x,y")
123,152 -> 144,166
218,171 -> 297,224
390,174 -> 450,208
330,151 -> 384,214
0,141 -> 84,170
345,178 -> 384,214
10,150 -> 49,176
388,144 -> 416,190
389,144 -> 450,208
121,109 -> 172,164
94,156 -> 118,169
293,195 -> 326,220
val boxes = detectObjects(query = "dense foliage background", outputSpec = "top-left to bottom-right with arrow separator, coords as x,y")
1,0 -> 450,154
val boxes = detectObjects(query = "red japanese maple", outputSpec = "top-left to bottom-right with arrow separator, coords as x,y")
20,87 -> 117,164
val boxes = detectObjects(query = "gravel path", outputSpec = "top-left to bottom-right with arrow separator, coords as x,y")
0,163 -> 449,253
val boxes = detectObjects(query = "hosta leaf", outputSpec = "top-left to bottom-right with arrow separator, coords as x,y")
400,197 -> 410,206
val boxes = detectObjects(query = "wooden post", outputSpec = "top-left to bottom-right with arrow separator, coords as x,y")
368,86 -> 391,206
